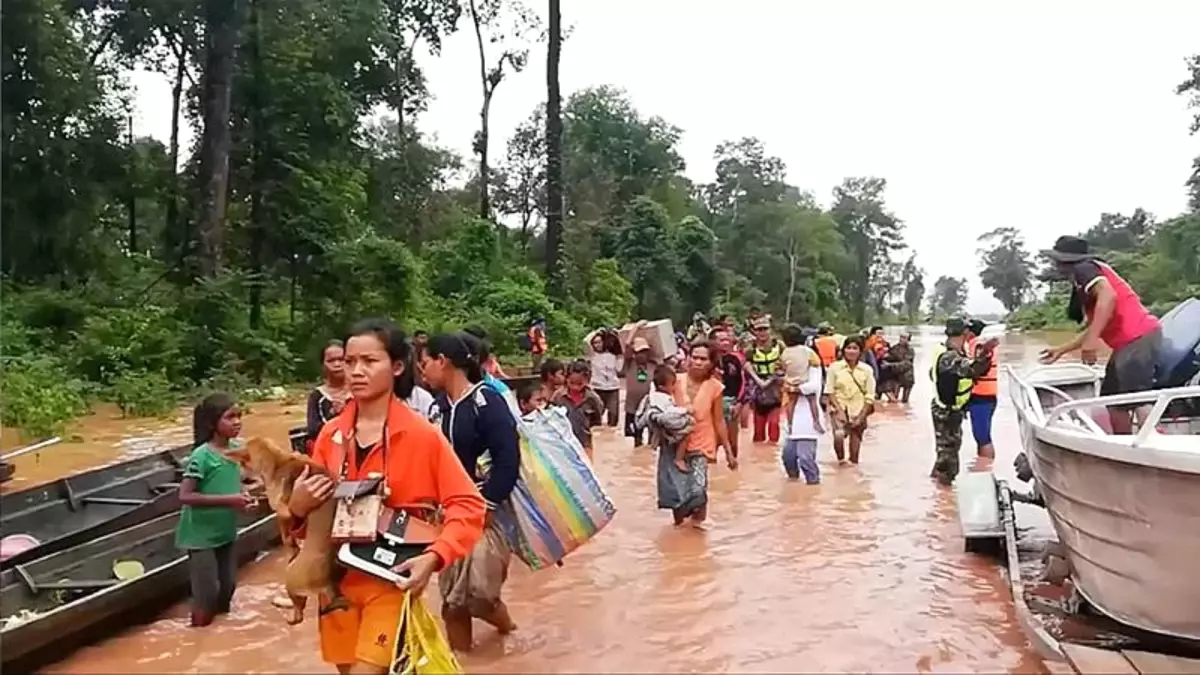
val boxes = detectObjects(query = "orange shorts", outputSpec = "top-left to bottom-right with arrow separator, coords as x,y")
319,571 -> 407,668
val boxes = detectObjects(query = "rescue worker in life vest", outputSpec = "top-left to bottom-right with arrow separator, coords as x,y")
963,319 -> 999,460
931,318 -> 999,486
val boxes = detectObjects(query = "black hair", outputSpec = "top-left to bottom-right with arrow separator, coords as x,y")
781,323 -> 805,347
567,359 -> 590,378
413,330 -> 428,338
539,358 -> 564,382
706,327 -> 724,341
870,326 -> 883,334
516,379 -> 541,405
842,335 -> 865,352
652,364 -> 676,389
462,325 -> 494,364
193,392 -> 236,448
425,331 -> 485,384
347,317 -> 414,400
319,339 -> 344,363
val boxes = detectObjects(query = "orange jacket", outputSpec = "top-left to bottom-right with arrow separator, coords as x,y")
965,338 -> 998,397
814,335 -> 839,367
309,397 -> 486,571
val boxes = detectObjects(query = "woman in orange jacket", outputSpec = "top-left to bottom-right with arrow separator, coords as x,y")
287,318 -> 486,674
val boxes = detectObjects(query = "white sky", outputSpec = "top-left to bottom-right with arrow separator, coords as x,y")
131,0 -> 1200,314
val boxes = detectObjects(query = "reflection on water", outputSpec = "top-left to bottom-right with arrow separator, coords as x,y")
2,396 -> 308,492
38,329 -> 1071,673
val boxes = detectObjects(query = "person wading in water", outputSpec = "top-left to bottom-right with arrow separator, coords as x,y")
289,318 -> 485,673
963,319 -> 999,459
423,331 -> 521,651
713,328 -> 745,460
745,316 -> 785,444
930,318 -> 997,485
824,336 -> 876,465
658,342 -> 735,529
1040,235 -> 1163,433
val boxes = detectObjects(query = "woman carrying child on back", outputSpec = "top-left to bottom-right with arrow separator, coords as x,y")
177,393 -> 259,628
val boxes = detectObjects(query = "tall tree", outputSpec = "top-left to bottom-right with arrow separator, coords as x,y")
1177,54 -> 1200,212
544,0 -> 564,293
977,226 -> 1035,313
829,176 -> 905,325
614,197 -> 676,316
494,107 -> 545,250
900,255 -> 925,324
929,275 -> 968,318
195,0 -> 240,276
382,0 -> 462,136
466,0 -> 539,220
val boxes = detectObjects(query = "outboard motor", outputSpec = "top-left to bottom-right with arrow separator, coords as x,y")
1155,298 -> 1200,417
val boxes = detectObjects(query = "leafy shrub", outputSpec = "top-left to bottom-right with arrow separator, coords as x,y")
1,357 -> 89,439
106,369 -> 176,418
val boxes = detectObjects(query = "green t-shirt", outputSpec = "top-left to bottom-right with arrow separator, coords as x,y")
175,442 -> 243,550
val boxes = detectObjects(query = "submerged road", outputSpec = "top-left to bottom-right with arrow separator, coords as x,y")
43,327 -> 1056,674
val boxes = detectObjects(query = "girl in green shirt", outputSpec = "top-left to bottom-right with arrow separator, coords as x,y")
176,392 -> 256,627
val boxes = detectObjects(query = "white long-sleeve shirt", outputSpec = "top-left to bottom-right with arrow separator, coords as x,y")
787,364 -> 826,440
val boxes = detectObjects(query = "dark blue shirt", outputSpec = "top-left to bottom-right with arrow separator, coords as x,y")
432,383 -> 519,508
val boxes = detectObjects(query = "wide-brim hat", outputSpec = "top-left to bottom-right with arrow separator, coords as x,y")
631,337 -> 651,352
1042,235 -> 1094,263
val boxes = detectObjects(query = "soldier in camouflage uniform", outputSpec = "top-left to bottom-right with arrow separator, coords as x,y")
930,318 -> 997,486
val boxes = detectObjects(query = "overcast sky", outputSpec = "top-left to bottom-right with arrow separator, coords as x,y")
131,0 -> 1200,314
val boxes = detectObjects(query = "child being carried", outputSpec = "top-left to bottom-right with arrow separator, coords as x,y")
780,324 -> 824,435
635,365 -> 695,471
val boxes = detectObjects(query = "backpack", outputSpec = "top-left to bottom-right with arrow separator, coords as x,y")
517,333 -> 533,352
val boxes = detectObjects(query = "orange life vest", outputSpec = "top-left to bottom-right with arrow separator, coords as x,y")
814,335 -> 839,367
966,337 -> 998,397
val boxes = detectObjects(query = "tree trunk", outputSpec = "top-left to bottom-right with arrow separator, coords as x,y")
468,0 -> 491,221
126,114 -> 137,254
392,40 -> 418,137
544,0 -> 564,295
478,94 -> 491,220
195,0 -> 240,277
786,243 -> 797,323
248,0 -> 265,329
165,44 -> 185,266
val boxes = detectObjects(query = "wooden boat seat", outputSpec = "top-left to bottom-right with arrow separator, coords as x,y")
12,564 -> 118,595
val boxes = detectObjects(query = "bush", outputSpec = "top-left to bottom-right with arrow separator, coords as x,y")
1,357 -> 89,439
106,369 -> 176,418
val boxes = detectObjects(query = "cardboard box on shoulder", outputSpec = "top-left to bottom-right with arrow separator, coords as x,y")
618,319 -> 677,362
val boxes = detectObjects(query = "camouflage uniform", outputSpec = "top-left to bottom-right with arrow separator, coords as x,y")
930,342 -> 992,485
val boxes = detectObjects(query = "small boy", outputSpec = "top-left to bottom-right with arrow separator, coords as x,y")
635,365 -> 695,471
551,360 -> 605,457
516,379 -> 547,418
780,324 -> 824,435
539,358 -> 565,403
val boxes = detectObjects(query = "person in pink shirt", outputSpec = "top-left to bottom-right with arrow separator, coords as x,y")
1040,235 -> 1162,433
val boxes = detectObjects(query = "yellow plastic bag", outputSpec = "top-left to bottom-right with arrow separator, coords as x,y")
389,592 -> 463,675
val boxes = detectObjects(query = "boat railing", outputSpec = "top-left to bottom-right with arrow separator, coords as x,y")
1006,364 -> 1200,447
1004,364 -> 1105,433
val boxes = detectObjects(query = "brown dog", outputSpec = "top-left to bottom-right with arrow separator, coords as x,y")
232,437 -> 347,624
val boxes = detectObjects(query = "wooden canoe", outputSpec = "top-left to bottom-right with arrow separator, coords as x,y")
0,446 -> 192,569
0,506 -> 277,671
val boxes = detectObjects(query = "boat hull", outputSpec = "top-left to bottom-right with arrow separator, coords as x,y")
0,507 -> 277,670
1018,420 -> 1200,642
0,447 -> 190,569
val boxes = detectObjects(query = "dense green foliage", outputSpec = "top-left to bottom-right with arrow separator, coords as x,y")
2,0 -> 957,438
999,57 -> 1200,332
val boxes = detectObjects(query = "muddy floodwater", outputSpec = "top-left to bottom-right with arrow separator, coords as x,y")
28,327 -> 1068,673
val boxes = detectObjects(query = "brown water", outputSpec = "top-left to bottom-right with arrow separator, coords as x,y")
36,328 -> 1067,674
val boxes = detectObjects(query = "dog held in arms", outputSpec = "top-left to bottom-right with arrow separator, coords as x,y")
231,436 -> 347,624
